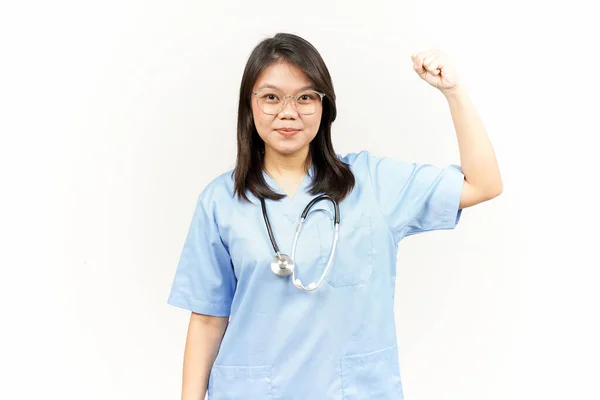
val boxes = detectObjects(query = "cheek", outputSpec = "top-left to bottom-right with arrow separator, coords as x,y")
251,108 -> 270,136
306,114 -> 323,136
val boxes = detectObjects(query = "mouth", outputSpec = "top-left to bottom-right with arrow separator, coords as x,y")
275,128 -> 300,137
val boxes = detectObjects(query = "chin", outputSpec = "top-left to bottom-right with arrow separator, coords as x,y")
270,142 -> 309,156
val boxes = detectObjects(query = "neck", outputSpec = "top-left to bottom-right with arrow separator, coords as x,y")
263,146 -> 311,178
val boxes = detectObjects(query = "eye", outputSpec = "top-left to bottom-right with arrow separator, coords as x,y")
260,92 -> 281,102
296,92 -> 319,103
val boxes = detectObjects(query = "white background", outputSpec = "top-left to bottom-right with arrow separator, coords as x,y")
1,1 -> 598,399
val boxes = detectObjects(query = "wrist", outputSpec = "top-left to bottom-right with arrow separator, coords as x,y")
441,84 -> 469,102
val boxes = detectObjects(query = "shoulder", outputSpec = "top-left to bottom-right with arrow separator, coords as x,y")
337,150 -> 398,169
336,150 -> 400,177
195,168 -> 237,212
340,149 -> 425,169
336,150 -> 420,186
336,150 -> 372,167
334,151 -> 382,190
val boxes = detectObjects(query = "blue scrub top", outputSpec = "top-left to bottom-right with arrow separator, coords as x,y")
168,150 -> 464,399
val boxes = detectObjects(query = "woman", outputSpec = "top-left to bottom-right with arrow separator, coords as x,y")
168,33 -> 502,399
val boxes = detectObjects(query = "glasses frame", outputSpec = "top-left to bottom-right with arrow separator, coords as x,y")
252,89 -> 326,115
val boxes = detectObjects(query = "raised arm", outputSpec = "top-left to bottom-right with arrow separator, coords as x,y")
412,50 -> 503,209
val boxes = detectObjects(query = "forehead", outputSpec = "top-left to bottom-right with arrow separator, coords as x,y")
254,61 -> 314,93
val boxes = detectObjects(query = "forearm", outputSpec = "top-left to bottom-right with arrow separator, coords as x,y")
181,313 -> 228,400
443,85 -> 503,197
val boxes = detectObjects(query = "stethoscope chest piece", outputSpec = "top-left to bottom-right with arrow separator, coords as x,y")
271,253 -> 294,276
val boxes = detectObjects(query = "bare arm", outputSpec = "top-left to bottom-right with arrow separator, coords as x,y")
181,312 -> 228,400
443,85 -> 503,209
411,50 -> 503,209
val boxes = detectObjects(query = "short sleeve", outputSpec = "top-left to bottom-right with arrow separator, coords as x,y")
167,193 -> 237,317
362,151 -> 465,240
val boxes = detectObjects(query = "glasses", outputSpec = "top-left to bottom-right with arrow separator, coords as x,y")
252,89 -> 325,115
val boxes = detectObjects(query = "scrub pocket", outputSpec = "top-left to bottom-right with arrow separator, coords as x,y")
324,209 -> 373,287
208,365 -> 272,400
340,345 -> 403,399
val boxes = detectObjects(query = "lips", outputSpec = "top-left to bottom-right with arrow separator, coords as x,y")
276,128 -> 300,136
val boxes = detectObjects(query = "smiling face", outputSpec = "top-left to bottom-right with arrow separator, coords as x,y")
251,61 -> 323,159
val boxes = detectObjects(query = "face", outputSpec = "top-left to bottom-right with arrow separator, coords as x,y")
251,61 -> 323,158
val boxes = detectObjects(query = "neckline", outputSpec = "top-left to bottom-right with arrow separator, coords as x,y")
262,164 -> 315,204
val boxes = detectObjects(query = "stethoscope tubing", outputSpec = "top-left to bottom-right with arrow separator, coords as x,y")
260,194 -> 340,291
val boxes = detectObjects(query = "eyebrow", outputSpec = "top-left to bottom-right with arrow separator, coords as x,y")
256,83 -> 316,92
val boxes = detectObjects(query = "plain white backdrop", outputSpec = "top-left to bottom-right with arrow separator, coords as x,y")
1,1 -> 598,399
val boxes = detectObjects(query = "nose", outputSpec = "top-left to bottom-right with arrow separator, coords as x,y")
278,96 -> 298,118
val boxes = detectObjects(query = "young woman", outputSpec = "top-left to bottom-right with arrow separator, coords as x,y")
168,32 -> 502,400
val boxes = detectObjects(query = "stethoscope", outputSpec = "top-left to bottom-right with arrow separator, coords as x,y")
259,194 -> 340,291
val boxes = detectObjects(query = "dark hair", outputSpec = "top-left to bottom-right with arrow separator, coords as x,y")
233,32 -> 355,203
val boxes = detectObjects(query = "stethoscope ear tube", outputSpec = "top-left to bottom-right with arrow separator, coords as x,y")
300,194 -> 340,224
260,197 -> 280,254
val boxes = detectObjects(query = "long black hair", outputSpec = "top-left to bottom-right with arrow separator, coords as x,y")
233,33 -> 355,203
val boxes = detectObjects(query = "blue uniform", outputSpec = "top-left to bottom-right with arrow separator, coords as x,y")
168,150 -> 464,399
